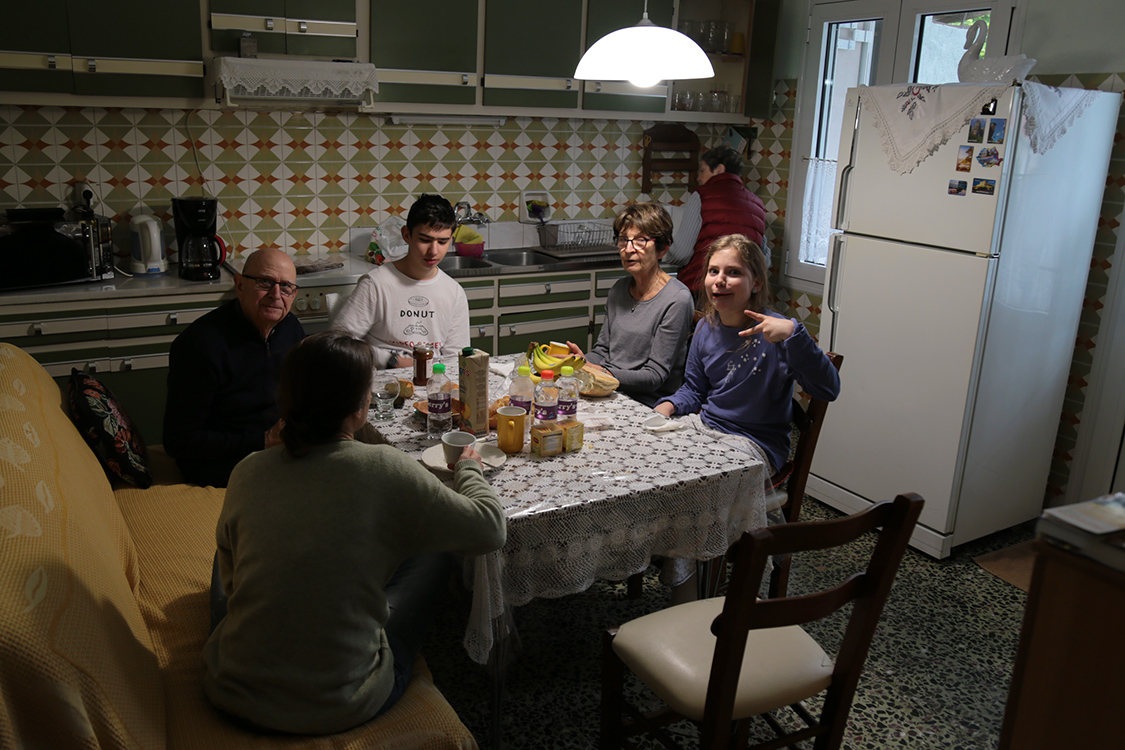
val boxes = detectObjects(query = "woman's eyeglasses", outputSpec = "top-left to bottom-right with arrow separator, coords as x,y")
242,274 -> 299,297
615,236 -> 652,250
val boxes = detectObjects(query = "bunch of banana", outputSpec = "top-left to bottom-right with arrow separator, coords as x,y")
526,341 -> 585,382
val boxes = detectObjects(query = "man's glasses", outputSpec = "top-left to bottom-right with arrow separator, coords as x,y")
615,236 -> 653,250
242,274 -> 299,297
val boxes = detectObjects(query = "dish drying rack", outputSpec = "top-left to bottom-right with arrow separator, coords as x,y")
536,222 -> 617,259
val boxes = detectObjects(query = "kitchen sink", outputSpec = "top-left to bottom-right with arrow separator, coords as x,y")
483,249 -> 556,266
439,256 -> 492,271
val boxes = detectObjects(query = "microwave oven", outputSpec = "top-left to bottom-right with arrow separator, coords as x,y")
0,208 -> 115,292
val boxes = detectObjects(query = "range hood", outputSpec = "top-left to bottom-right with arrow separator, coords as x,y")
214,57 -> 378,110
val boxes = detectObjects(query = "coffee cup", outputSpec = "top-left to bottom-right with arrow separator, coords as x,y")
441,430 -> 477,465
496,406 -> 527,453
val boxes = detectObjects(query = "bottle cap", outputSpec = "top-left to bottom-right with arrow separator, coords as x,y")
433,363 -> 446,374
518,365 -> 531,376
462,347 -> 475,356
540,369 -> 554,381
560,365 -> 574,377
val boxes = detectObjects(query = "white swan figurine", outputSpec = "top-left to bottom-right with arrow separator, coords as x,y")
957,19 -> 1036,83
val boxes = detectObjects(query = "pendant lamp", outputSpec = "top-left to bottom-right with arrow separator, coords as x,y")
574,2 -> 714,89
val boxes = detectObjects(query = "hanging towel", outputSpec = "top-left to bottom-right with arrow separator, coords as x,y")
1020,81 -> 1101,155
862,82 -> 1009,174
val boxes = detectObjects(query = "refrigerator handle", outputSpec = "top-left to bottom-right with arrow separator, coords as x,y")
834,98 -> 863,230
827,234 -> 845,315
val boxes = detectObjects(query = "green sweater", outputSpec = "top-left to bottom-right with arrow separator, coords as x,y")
201,440 -> 506,734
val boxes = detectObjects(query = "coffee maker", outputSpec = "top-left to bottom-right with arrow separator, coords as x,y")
172,197 -> 227,281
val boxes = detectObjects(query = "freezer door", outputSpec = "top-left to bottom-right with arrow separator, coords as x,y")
833,84 -> 1017,252
815,234 -> 991,534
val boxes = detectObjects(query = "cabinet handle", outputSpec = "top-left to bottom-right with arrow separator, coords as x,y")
265,18 -> 275,31
596,82 -> 602,93
298,21 -> 308,33
88,59 -> 97,73
477,327 -> 487,338
122,359 -> 134,371
47,55 -> 57,70
32,322 -> 43,335
566,79 -> 572,90
462,74 -> 469,85
168,312 -> 178,325
509,326 -> 517,336
87,362 -> 98,373
544,283 -> 552,294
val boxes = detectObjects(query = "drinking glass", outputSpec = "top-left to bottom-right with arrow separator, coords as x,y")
371,375 -> 400,421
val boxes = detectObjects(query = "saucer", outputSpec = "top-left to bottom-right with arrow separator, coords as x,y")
421,443 -> 508,474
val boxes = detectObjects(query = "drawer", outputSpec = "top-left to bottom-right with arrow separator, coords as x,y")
498,274 -> 591,307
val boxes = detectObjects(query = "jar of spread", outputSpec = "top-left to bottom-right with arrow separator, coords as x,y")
412,344 -> 434,387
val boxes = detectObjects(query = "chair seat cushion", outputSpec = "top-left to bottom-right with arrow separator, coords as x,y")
613,598 -> 834,721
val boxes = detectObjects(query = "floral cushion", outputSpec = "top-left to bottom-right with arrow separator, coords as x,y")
68,369 -> 152,489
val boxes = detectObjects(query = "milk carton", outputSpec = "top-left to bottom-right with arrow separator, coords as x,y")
458,347 -> 490,437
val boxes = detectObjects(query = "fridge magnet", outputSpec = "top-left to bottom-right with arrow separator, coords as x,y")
956,146 -> 973,172
968,118 -> 985,143
988,118 -> 1006,144
972,178 -> 996,196
976,147 -> 1002,167
948,180 -> 968,196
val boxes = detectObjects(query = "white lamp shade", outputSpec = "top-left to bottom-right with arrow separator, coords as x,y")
574,23 -> 714,88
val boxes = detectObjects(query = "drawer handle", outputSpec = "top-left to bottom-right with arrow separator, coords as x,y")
298,21 -> 308,33
88,59 -> 97,73
47,55 -> 57,70
509,326 -> 517,336
32,322 -> 43,335
122,359 -> 134,371
544,283 -> 552,293
168,312 -> 178,325
477,327 -> 487,337
87,362 -> 98,373
265,18 -> 275,31
462,73 -> 469,85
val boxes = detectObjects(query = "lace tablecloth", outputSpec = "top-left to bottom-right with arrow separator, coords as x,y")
370,356 -> 766,664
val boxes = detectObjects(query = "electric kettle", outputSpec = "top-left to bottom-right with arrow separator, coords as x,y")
128,214 -> 167,275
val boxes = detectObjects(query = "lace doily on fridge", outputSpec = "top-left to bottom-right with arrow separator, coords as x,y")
370,356 -> 767,664
1020,81 -> 1101,155
862,82 -> 1009,174
215,57 -> 379,100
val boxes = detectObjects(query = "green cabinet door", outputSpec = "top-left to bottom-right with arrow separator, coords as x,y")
212,0 -> 356,58
482,0 -> 582,110
0,2 -> 74,93
582,0 -> 674,113
370,0 -> 478,105
66,0 -> 204,98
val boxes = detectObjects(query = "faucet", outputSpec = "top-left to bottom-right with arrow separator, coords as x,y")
454,201 -> 490,225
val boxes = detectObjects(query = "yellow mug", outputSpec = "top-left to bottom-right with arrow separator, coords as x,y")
497,405 -> 527,453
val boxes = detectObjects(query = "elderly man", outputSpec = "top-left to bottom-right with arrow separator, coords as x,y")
163,248 -> 305,487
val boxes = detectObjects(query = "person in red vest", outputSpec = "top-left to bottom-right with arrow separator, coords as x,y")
666,145 -> 768,306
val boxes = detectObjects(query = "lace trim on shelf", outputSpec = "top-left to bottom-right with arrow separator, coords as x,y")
215,57 -> 379,100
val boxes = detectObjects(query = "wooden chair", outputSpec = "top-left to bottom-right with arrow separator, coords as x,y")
707,351 -> 844,600
602,493 -> 924,750
627,352 -> 843,601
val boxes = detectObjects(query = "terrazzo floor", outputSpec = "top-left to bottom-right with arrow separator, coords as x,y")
422,498 -> 1035,750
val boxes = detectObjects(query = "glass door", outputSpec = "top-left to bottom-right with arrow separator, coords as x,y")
785,0 -> 899,286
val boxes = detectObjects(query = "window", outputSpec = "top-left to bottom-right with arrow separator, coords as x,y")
783,0 -> 1021,288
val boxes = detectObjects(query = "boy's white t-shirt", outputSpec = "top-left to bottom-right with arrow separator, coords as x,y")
330,262 -> 470,367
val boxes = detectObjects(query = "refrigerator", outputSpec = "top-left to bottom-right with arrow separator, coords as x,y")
807,81 -> 1122,558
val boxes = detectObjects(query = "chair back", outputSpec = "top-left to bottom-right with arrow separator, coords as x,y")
770,351 -> 843,524
701,493 -> 923,747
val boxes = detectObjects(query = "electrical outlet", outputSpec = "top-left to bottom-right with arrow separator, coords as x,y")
71,182 -> 94,208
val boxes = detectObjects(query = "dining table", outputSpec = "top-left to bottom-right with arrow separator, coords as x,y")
372,354 -> 769,660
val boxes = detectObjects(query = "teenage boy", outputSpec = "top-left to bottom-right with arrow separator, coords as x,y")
331,194 -> 470,368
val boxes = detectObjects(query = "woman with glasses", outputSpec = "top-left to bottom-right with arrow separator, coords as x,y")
567,203 -> 694,407
203,331 -> 506,734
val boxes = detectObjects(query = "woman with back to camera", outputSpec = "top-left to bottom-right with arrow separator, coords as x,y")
202,331 -> 506,734
655,234 -> 840,475
566,203 -> 694,407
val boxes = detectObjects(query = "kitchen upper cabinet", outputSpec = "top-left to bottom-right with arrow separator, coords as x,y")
0,0 -> 204,98
67,0 -> 204,98
211,0 -> 357,58
0,3 -> 74,94
369,0 -> 478,106
482,0 -> 583,110
581,0 -> 674,114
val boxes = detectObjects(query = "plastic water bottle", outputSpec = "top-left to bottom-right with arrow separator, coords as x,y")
533,369 -> 559,426
427,363 -> 453,438
509,365 -> 536,433
557,365 -> 579,421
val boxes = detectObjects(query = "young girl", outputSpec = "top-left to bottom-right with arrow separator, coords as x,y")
654,234 -> 840,475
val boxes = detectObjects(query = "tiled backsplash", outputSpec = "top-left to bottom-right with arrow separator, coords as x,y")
0,81 -> 795,265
